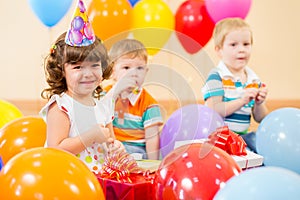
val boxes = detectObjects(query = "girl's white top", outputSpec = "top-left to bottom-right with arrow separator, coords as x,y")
39,93 -> 114,174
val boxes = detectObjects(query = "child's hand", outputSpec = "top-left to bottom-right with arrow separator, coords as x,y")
79,125 -> 113,148
94,125 -> 112,143
255,85 -> 268,105
107,140 -> 125,153
241,88 -> 259,104
113,69 -> 138,99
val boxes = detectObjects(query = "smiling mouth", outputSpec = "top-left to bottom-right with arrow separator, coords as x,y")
82,80 -> 95,83
80,81 -> 95,85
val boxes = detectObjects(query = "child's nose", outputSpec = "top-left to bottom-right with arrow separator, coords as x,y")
239,45 -> 247,52
83,68 -> 93,76
127,68 -> 138,77
131,69 -> 138,76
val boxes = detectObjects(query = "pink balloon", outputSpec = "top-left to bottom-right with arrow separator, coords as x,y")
206,0 -> 252,23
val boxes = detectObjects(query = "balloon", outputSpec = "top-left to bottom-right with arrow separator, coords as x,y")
87,0 -> 132,43
160,104 -> 224,158
128,0 -> 140,7
175,0 -> 215,54
0,156 -> 3,171
0,99 -> 23,128
214,167 -> 300,200
206,0 -> 252,23
132,0 -> 174,56
0,116 -> 46,164
0,147 -> 104,199
154,143 -> 241,200
256,107 -> 300,174
28,0 -> 73,27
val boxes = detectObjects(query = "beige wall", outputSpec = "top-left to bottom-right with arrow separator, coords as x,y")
1,0 -> 300,103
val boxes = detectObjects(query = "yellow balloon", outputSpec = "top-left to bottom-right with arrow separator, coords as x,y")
0,100 -> 23,128
131,0 -> 174,56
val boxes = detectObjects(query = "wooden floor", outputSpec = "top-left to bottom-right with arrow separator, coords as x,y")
6,99 -> 300,131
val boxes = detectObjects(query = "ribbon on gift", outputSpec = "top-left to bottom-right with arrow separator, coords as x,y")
208,126 -> 247,156
100,151 -> 152,183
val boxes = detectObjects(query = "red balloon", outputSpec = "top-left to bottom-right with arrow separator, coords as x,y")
154,143 -> 241,200
175,0 -> 215,54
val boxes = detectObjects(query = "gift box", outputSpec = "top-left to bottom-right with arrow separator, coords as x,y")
96,151 -> 160,200
96,173 -> 155,200
174,139 -> 264,169
231,150 -> 263,169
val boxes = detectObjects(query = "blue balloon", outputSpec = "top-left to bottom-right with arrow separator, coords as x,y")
256,107 -> 300,174
128,0 -> 140,7
0,156 -> 3,171
28,0 -> 73,27
214,167 -> 300,200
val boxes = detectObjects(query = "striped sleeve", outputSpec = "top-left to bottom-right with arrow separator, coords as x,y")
202,70 -> 224,100
143,105 -> 163,128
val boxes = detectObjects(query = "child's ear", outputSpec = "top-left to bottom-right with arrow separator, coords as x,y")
215,46 -> 222,57
110,68 -> 117,81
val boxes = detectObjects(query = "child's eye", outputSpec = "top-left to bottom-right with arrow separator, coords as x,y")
73,65 -> 81,69
244,42 -> 251,46
230,43 -> 237,47
92,64 -> 101,68
137,66 -> 145,70
123,66 -> 130,70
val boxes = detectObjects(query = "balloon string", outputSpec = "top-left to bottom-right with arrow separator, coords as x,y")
48,27 -> 54,46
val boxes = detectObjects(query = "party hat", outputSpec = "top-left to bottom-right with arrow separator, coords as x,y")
65,0 -> 95,46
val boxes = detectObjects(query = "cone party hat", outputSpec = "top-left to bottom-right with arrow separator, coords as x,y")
65,0 -> 95,46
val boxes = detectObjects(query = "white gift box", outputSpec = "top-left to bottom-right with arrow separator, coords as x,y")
174,139 -> 264,169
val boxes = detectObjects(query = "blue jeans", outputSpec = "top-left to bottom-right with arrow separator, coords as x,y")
241,132 -> 257,153
123,142 -> 148,159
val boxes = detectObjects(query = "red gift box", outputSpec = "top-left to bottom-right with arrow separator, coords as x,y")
95,151 -> 157,199
96,173 -> 155,200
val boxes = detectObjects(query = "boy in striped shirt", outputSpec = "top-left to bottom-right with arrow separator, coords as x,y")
103,39 -> 163,159
202,18 -> 268,152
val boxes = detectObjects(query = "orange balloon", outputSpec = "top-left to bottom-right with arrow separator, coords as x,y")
87,0 -> 132,45
0,116 -> 46,164
0,147 -> 104,199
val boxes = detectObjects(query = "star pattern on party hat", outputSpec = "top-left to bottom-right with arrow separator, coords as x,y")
65,0 -> 95,46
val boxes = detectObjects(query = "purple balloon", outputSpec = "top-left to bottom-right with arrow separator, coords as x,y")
69,30 -> 83,45
160,104 -> 224,158
72,16 -> 84,31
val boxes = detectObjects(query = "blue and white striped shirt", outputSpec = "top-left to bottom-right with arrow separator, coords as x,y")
202,61 -> 261,134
